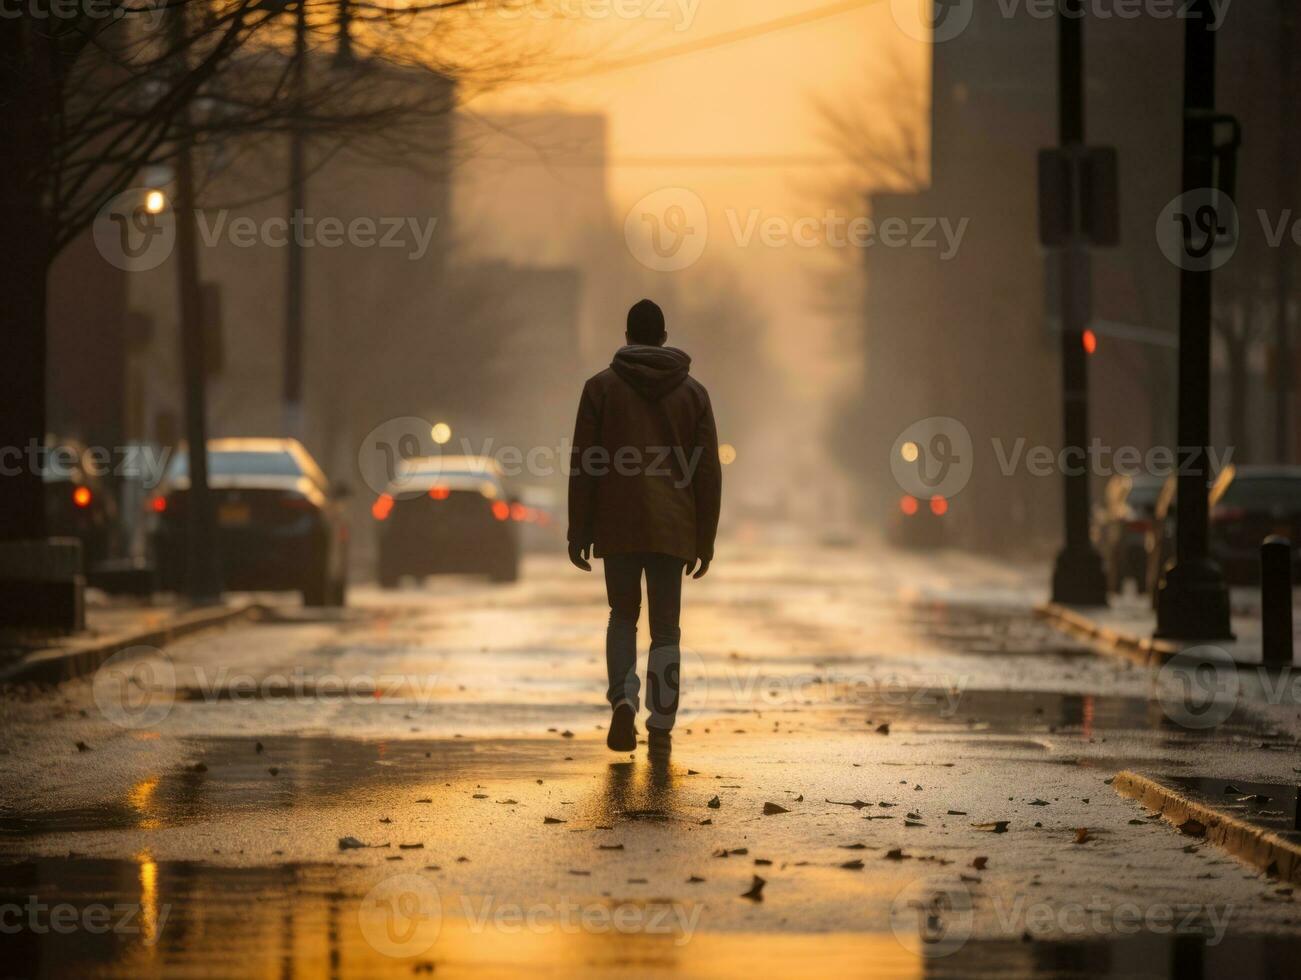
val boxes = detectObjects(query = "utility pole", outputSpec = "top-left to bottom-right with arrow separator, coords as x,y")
282,0 -> 307,439
1049,0 -> 1108,606
1155,0 -> 1233,639
170,4 -> 222,604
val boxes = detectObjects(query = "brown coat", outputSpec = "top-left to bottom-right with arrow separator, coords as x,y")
568,346 -> 721,563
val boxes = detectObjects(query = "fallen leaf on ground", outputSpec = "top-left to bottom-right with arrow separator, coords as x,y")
763,802 -> 790,815
875,723 -> 890,735
972,856 -> 988,870
1074,828 -> 1091,844
543,817 -> 566,825
827,799 -> 872,809
973,821 -> 1009,833
1178,819 -> 1207,837
399,843 -> 423,850
840,859 -> 864,870
741,875 -> 766,901
707,796 -> 721,809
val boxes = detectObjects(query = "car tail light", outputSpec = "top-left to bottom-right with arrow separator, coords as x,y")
900,495 -> 919,517
430,486 -> 450,501
930,496 -> 949,517
491,500 -> 510,522
72,486 -> 92,509
148,495 -> 168,514
372,494 -> 395,521
510,503 -> 530,522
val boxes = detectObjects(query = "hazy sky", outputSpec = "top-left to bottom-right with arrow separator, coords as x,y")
470,0 -> 930,405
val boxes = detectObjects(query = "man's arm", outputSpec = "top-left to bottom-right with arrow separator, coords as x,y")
567,379 -> 600,570
691,388 -> 722,573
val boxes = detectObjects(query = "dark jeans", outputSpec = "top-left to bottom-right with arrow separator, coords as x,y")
604,552 -> 685,730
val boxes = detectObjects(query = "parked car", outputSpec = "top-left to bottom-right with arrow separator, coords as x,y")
886,493 -> 951,550
43,441 -> 116,567
1207,465 -> 1301,585
150,438 -> 349,606
373,455 -> 519,586
1093,474 -> 1164,593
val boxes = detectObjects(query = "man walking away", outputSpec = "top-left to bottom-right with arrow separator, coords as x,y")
568,299 -> 722,759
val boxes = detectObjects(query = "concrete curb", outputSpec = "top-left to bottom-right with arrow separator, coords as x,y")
1112,770 -> 1301,884
0,602 -> 265,686
1035,601 -> 1181,666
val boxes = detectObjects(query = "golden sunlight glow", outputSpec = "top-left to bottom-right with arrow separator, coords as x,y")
136,851 -> 160,947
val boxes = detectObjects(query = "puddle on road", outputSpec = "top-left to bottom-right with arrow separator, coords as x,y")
903,602 -> 1094,660
0,736 -> 598,839
0,855 -> 1297,979
1164,776 -> 1301,847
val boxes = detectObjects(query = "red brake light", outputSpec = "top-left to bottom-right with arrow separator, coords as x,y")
930,496 -> 949,517
510,503 -> 529,522
150,495 -> 168,514
72,486 -> 92,509
429,486 -> 451,501
900,495 -> 919,517
491,500 -> 510,522
1083,329 -> 1098,355
372,494 -> 395,521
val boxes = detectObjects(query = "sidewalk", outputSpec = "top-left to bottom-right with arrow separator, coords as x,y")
1036,589 -> 1301,667
0,595 -> 264,685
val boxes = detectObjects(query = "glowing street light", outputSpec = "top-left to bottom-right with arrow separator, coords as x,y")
431,422 -> 452,446
719,443 -> 737,465
900,441 -> 919,463
144,189 -> 166,215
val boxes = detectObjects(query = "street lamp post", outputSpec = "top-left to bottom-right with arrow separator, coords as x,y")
1049,0 -> 1108,607
1155,0 -> 1234,639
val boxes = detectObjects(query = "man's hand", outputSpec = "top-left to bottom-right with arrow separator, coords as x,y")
684,557 -> 710,580
568,542 -> 592,572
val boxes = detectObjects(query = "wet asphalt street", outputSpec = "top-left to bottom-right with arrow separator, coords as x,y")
1,542 -> 1299,979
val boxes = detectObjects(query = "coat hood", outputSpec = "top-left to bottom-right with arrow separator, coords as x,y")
611,345 -> 691,401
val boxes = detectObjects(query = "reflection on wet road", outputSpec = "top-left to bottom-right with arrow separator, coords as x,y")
1,545 -> 1298,978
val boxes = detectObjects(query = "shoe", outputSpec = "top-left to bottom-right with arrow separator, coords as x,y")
607,702 -> 638,752
647,727 -> 672,760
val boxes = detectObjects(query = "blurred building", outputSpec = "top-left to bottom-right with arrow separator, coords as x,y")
857,4 -> 1298,555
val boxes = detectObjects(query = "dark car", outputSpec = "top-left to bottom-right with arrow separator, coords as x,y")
1093,474 -> 1163,594
43,442 -> 116,567
373,455 -> 519,586
886,492 -> 952,550
1208,465 -> 1301,585
150,438 -> 348,606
